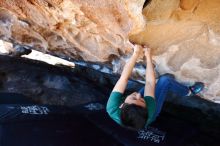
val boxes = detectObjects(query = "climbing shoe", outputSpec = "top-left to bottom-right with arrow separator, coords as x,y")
189,82 -> 204,95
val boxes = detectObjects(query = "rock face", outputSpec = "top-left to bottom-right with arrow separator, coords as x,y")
0,0 -> 145,62
0,55 -> 108,106
130,0 -> 220,102
0,0 -> 220,103
0,55 -> 144,106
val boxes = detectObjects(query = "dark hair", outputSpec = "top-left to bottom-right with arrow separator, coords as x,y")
121,103 -> 148,130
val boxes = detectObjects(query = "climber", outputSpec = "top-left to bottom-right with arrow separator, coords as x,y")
106,44 -> 204,130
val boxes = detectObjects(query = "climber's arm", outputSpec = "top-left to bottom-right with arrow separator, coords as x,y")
107,44 -> 142,124
144,47 -> 156,98
112,45 -> 142,94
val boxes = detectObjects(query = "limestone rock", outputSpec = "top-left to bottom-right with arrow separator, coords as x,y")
0,0 -> 146,62
130,0 -> 220,102
123,0 -> 146,35
180,0 -> 199,10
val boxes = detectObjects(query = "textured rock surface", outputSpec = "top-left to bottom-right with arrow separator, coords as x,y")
0,55 -> 143,106
0,55 -> 107,106
0,0 -> 220,103
0,0 -> 145,62
130,0 -> 220,102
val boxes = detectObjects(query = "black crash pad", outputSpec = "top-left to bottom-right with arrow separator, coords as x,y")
0,92 -> 200,146
0,105 -> 121,146
73,100 -> 200,146
0,103 -> 122,146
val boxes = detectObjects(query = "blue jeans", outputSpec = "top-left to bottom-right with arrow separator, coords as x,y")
138,75 -> 189,119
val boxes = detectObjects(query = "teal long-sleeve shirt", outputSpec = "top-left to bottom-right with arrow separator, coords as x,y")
106,91 -> 156,126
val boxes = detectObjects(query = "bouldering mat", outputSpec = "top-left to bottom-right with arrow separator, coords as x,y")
0,103 -> 122,146
0,93 -> 204,146
73,100 -> 200,146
